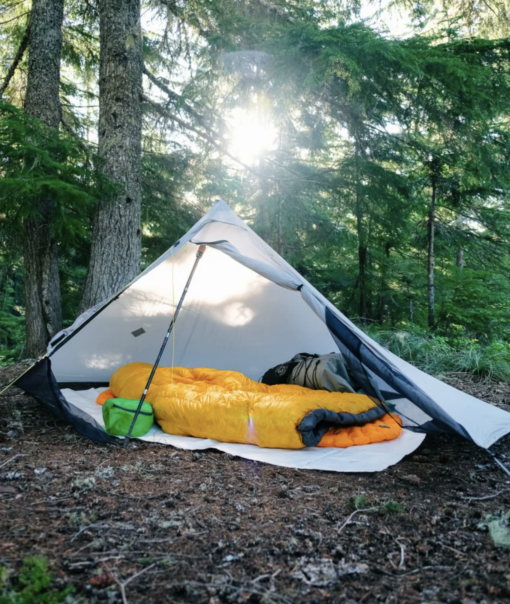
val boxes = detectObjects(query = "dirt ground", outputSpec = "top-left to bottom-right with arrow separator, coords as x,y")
1,363 -> 510,604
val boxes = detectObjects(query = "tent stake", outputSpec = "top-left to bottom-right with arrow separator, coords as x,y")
487,449 -> 510,480
124,244 -> 206,446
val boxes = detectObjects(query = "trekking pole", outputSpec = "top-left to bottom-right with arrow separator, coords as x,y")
124,244 -> 206,445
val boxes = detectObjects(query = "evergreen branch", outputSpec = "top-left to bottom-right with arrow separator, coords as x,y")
0,21 -> 30,97
151,88 -> 342,190
249,0 -> 295,23
157,0 -> 212,38
141,93 -> 266,179
144,75 -> 334,189
60,113 -> 90,156
157,0 -> 182,18
365,123 -> 461,170
264,157 -> 337,188
143,66 -> 209,128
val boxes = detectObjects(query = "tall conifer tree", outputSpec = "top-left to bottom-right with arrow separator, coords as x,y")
23,0 -> 64,356
80,0 -> 143,310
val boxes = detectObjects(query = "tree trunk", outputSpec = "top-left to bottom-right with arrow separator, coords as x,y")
456,248 -> 464,268
355,147 -> 368,321
356,219 -> 368,320
23,0 -> 64,357
80,0 -> 143,311
376,247 -> 390,325
427,177 -> 437,328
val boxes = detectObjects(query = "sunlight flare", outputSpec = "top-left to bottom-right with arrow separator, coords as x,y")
227,105 -> 277,165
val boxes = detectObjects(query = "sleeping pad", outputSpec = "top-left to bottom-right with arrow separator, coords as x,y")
96,363 -> 402,449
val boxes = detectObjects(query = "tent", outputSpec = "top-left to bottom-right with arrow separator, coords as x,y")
11,200 -> 510,472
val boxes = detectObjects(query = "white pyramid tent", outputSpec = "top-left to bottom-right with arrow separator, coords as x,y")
15,200 -> 510,472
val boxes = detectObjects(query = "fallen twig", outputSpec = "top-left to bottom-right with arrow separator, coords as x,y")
252,573 -> 271,584
437,541 -> 467,558
0,454 -> 26,470
269,568 -> 282,594
71,549 -> 207,559
376,564 -> 453,578
338,507 -> 379,533
109,563 -> 157,604
29,497 -> 75,506
71,522 -> 110,542
397,540 -> 406,569
185,578 -> 291,604
382,528 -> 406,569
461,489 -> 508,503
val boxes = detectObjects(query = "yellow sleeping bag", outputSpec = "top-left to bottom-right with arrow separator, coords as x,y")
97,362 -> 401,449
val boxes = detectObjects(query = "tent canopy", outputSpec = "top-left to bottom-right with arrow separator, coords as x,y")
15,200 -> 510,455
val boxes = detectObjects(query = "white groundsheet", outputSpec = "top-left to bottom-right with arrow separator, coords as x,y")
62,388 -> 426,473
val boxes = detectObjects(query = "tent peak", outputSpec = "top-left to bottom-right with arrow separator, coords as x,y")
212,198 -> 231,210
205,199 -> 234,216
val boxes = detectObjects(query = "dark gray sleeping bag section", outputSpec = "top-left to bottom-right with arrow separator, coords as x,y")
297,405 -> 388,447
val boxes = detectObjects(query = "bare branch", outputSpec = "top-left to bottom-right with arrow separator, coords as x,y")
480,0 -> 498,16
0,10 -> 29,25
0,21 -> 30,97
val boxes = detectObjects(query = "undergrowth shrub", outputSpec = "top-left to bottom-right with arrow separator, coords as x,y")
0,556 -> 74,604
365,325 -> 510,382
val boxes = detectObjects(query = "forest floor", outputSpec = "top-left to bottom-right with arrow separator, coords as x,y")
1,363 -> 510,604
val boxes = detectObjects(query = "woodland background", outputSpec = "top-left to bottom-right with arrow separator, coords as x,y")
2,0 -> 510,381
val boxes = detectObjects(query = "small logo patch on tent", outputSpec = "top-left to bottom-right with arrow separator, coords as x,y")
131,328 -> 146,338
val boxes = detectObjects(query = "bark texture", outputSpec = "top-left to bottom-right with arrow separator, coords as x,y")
427,178 -> 437,328
80,0 -> 143,311
23,0 -> 64,357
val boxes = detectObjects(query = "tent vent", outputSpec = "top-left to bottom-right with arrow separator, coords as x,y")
131,328 -> 146,337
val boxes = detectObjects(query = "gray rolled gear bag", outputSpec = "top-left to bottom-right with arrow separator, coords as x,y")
289,353 -> 356,393
262,351 -> 384,400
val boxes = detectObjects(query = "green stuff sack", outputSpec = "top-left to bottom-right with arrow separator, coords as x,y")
102,398 -> 154,437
